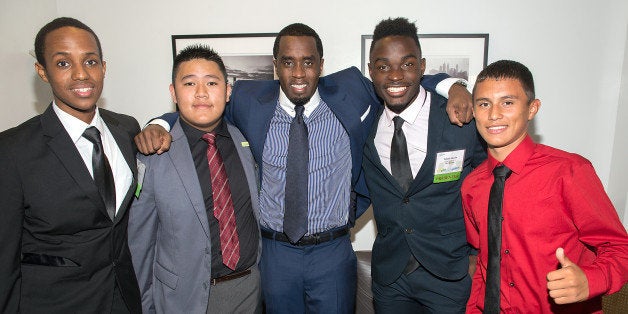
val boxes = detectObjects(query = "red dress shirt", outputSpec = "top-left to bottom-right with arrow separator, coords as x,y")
462,135 -> 628,313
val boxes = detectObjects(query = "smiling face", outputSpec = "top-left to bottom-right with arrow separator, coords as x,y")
170,58 -> 232,132
274,35 -> 323,105
473,78 -> 540,161
369,35 -> 425,114
35,26 -> 106,123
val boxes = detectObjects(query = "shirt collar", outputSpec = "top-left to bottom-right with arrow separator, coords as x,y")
486,134 -> 536,175
278,88 -> 321,118
383,86 -> 427,127
180,118 -> 230,145
52,101 -> 104,144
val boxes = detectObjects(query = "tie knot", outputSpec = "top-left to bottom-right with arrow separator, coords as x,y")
202,132 -> 217,146
294,105 -> 305,116
393,116 -> 405,131
82,126 -> 102,144
493,165 -> 512,179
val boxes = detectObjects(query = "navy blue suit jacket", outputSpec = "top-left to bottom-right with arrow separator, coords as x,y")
161,66 -> 447,222
363,93 -> 486,285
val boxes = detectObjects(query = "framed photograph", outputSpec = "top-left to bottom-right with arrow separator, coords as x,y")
172,33 -> 278,84
361,34 -> 489,88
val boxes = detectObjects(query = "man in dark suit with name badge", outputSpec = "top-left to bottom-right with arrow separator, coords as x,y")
362,18 -> 486,313
0,17 -> 141,313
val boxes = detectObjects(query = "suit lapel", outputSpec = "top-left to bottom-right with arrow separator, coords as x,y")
101,110 -> 137,224
364,107 -> 405,195
169,120 -> 211,238
407,94 -> 447,194
41,105 -> 109,218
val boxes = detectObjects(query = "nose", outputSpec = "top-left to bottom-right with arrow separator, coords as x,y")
71,64 -> 89,80
292,63 -> 305,78
195,84 -> 208,98
387,66 -> 403,81
488,105 -> 502,120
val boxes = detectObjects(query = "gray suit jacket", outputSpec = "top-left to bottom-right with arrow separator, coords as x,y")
128,119 -> 260,314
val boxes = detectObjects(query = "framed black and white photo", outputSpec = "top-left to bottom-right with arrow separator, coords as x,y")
172,33 -> 277,84
361,34 -> 489,88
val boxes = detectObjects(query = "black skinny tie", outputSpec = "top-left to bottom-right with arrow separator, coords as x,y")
484,165 -> 512,314
83,126 -> 116,220
283,105 -> 309,243
390,116 -> 413,192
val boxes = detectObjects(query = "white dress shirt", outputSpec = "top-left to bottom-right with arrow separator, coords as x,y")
374,86 -> 431,178
53,103 -> 132,215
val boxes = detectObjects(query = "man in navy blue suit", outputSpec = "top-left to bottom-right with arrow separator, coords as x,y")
362,18 -> 486,313
135,23 -> 473,313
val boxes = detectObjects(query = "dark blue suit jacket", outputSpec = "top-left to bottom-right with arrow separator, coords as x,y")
363,92 -> 486,285
161,66 -> 447,222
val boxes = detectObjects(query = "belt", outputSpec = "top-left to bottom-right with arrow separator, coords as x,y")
261,226 -> 349,246
211,268 -> 251,285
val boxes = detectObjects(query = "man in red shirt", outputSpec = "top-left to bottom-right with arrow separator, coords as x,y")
462,59 -> 628,313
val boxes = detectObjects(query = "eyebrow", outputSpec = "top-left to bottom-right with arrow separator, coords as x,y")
372,53 -> 418,63
180,74 -> 222,80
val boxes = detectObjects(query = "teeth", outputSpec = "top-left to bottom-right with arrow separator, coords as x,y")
292,84 -> 306,89
488,126 -> 506,131
387,86 -> 406,93
73,87 -> 92,92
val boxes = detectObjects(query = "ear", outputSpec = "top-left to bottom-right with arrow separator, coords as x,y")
102,60 -> 107,77
419,58 -> 426,76
169,84 -> 177,104
319,58 -> 324,73
528,99 -> 541,120
226,83 -> 232,102
35,62 -> 49,83
368,62 -> 373,79
273,59 -> 278,77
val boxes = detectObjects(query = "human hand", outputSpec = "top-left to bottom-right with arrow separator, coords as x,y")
546,248 -> 589,304
446,83 -> 473,126
134,124 -> 172,155
468,255 -> 478,277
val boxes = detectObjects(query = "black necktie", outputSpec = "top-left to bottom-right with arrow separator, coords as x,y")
484,165 -> 512,314
82,126 -> 116,220
283,105 -> 309,243
390,116 -> 413,192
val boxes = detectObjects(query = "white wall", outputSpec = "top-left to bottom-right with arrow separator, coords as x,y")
2,0 -> 627,250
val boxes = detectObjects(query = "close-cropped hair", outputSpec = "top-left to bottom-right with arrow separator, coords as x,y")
273,23 -> 323,59
34,17 -> 102,67
370,17 -> 421,54
474,60 -> 536,102
172,44 -> 228,84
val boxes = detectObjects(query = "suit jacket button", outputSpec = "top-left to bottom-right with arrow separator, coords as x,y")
404,228 -> 413,234
402,198 -> 409,204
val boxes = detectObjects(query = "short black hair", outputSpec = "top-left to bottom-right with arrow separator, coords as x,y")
370,17 -> 421,54
273,23 -> 323,59
172,44 -> 228,84
34,17 -> 102,67
474,60 -> 536,102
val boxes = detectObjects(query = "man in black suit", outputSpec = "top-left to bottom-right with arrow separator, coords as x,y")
0,17 -> 141,313
362,18 -> 486,313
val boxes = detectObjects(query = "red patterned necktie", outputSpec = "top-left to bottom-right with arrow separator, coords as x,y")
202,132 -> 240,270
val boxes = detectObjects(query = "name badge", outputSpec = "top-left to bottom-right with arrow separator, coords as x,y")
135,159 -> 146,198
434,149 -> 465,183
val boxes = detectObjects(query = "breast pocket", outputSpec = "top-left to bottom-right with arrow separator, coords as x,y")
154,261 -> 179,290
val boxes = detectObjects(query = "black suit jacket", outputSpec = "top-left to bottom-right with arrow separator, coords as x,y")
0,105 -> 142,313
363,93 -> 486,286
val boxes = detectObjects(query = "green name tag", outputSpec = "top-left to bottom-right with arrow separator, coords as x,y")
433,172 -> 461,183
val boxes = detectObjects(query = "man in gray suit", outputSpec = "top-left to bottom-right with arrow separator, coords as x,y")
128,45 -> 261,313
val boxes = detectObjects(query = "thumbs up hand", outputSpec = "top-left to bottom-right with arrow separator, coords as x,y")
546,248 -> 589,304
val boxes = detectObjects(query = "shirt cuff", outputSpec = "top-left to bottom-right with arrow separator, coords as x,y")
435,78 -> 469,98
581,264 -> 609,299
146,119 -> 171,132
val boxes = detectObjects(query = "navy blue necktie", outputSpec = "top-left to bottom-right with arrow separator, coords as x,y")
283,105 -> 309,243
484,165 -> 512,314
390,116 -> 413,192
82,126 -> 116,220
